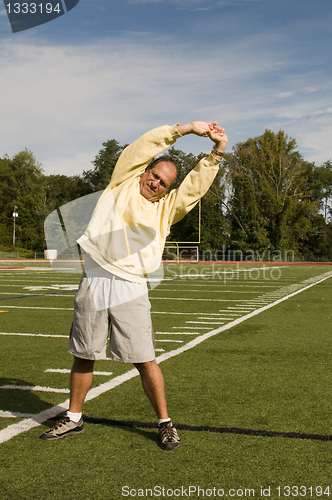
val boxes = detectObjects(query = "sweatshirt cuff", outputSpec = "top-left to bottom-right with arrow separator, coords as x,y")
171,124 -> 183,138
208,152 -> 223,166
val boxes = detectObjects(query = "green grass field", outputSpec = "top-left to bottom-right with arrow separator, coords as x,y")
0,261 -> 332,499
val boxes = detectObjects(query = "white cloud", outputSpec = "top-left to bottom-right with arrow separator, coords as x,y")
276,91 -> 295,99
0,31 -> 331,175
312,107 -> 332,117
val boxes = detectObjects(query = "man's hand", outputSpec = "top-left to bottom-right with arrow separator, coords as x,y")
177,121 -> 228,154
177,121 -> 216,137
208,124 -> 228,154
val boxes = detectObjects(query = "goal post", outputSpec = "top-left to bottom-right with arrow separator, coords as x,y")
164,200 -> 201,263
162,245 -> 199,262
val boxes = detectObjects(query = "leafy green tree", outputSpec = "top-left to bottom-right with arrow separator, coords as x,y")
0,149 -> 47,249
312,160 -> 332,222
1,131 -> 331,259
228,173 -> 269,253
83,139 -> 127,191
44,174 -> 91,214
0,156 -> 15,246
225,130 -> 319,252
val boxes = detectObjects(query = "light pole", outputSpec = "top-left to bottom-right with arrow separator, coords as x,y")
12,205 -> 18,247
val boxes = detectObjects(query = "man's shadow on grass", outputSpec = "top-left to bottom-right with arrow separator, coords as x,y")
80,415 -> 332,444
0,378 -> 56,417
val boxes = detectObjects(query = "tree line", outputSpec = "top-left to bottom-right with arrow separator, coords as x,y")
0,129 -> 331,260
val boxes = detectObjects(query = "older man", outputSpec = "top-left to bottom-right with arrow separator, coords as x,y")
40,121 -> 228,449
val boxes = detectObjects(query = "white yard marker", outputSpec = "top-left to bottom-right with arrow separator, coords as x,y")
185,321 -> 225,325
0,411 -> 36,419
23,285 -> 78,291
156,332 -> 200,335
0,332 -> 68,338
0,305 -> 74,310
172,327 -> 212,330
0,385 -> 70,394
45,369 -> 113,376
156,339 -> 183,343
197,317 -> 235,321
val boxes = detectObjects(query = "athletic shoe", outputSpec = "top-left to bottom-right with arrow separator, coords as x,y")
40,416 -> 84,440
158,421 -> 181,450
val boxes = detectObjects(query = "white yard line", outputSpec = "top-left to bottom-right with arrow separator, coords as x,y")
150,294 -> 259,301
158,284 -> 278,288
0,270 -> 331,444
45,369 -> 113,376
155,332 -> 200,335
0,300 -> 274,312
0,306 -> 74,310
0,385 -> 70,393
0,332 -> 68,338
156,339 -> 183,343
197,317 -> 234,320
153,312 -> 237,315
0,411 -> 36,419
152,288 -> 276,293
172,327 -> 212,330
185,321 -> 225,325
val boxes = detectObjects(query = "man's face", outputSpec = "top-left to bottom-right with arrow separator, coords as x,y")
140,162 -> 177,202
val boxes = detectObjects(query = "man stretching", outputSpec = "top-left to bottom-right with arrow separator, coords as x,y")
40,121 -> 228,449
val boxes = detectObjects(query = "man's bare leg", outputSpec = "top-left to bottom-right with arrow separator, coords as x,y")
134,360 -> 168,419
134,359 -> 181,449
69,356 -> 95,413
39,356 -> 92,440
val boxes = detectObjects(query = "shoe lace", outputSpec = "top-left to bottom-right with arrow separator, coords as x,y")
159,424 -> 179,442
159,425 -> 170,442
49,417 -> 69,431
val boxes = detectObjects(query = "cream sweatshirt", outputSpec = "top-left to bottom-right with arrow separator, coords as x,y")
77,124 -> 220,282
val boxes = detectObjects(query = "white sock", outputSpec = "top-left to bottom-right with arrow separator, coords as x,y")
66,411 -> 82,423
158,418 -> 171,426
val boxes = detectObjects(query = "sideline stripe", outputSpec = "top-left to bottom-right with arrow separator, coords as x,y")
0,271 -> 331,444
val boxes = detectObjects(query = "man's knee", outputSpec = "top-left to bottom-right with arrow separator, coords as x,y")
134,359 -> 157,374
72,356 -> 95,372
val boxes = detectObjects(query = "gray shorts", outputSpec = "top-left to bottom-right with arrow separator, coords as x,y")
68,273 -> 155,363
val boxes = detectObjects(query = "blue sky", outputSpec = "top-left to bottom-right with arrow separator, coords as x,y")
0,0 -> 331,176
